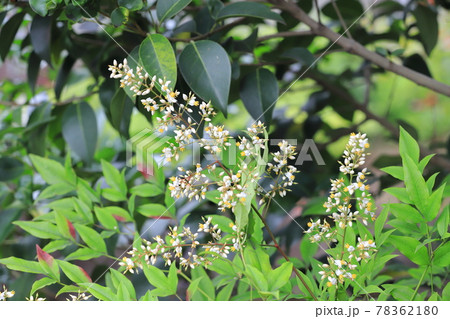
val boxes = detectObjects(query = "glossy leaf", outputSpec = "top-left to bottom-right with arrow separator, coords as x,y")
157,0 -> 192,23
27,51 -> 41,93
55,54 -> 76,100
30,277 -> 57,296
119,0 -> 143,11
111,7 -> 129,27
179,40 -> 231,115
109,88 -> 133,138
62,102 -> 98,163
0,257 -> 43,274
0,11 -> 25,61
413,4 -> 438,55
239,68 -> 278,124
30,15 -> 52,66
217,2 -> 284,23
140,34 -> 177,90
29,0 -> 48,16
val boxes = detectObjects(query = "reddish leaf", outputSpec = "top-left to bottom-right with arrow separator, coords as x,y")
113,215 -> 126,222
79,266 -> 92,282
36,244 -> 54,267
67,219 -> 76,239
137,163 -> 151,179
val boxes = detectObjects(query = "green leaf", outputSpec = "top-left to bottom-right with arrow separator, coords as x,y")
0,11 -> 25,61
389,203 -> 423,223
30,15 -> 52,66
384,187 -> 412,204
79,283 -> 117,301
65,247 -> 104,261
137,203 -> 170,218
110,268 -> 136,300
380,166 -> 403,180
322,0 -> 363,20
101,160 -> 127,196
403,154 -> 429,213
37,182 -> 76,201
0,207 -> 21,242
413,4 -> 438,55
94,206 -> 119,230
140,34 -> 177,90
167,263 -> 178,295
390,235 -> 429,266
424,183 -> 445,222
0,257 -> 43,274
426,172 -> 439,193
55,55 -> 76,100
29,154 -> 71,186
179,40 -> 231,115
55,285 -> 81,297
143,264 -> 174,297
300,237 -> 318,265
27,51 -> 41,94
268,262 -> 292,291
375,205 -> 389,239
157,0 -> 192,23
245,265 -> 268,291
36,244 -> 60,281
399,126 -> 420,164
102,188 -> 127,202
62,102 -> 98,163
418,154 -> 434,173
14,221 -> 61,239
54,210 -> 75,240
216,282 -> 235,301
43,239 -> 72,253
0,157 -> 24,181
30,277 -> 57,295
433,242 -> 450,267
436,206 -> 449,238
109,88 -> 133,138
443,282 -> 450,301
217,2 -> 284,23
29,0 -> 48,16
239,68 -> 278,125
111,7 -> 129,27
58,260 -> 92,283
130,183 -> 164,197
119,0 -> 143,11
74,224 -> 107,253
191,266 -> 215,300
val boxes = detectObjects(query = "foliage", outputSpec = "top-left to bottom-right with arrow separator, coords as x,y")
0,0 -> 449,301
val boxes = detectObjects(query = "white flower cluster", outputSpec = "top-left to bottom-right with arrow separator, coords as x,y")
26,294 -> 46,301
0,285 -> 14,301
67,291 -> 91,301
305,133 -> 377,287
119,218 -> 244,273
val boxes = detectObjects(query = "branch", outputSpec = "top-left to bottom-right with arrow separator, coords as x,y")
308,72 -> 450,171
269,0 -> 450,97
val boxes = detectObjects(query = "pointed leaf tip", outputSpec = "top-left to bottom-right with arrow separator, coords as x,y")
67,219 -> 76,240
36,244 -> 54,267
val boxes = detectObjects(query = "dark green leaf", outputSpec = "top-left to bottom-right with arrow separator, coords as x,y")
322,0 -> 363,20
0,207 -> 21,242
403,54 -> 432,77
179,40 -> 231,115
30,15 -> 52,66
0,11 -> 25,61
27,51 -> 41,93
55,54 -> 76,100
0,157 -> 24,181
139,34 -> 177,90
111,7 -> 129,27
62,102 -> 98,163
239,68 -> 278,125
157,0 -> 192,23
109,88 -> 133,138
217,2 -> 284,23
413,5 -> 438,55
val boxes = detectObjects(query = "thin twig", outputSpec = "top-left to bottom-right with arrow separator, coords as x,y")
331,0 -> 353,40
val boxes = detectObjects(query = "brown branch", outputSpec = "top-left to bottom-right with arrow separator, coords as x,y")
308,73 -> 450,172
168,18 -> 246,43
269,0 -> 450,97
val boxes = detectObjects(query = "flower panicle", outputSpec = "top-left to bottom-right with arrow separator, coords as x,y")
119,218 -> 244,273
305,132 -> 377,287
